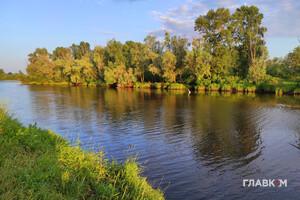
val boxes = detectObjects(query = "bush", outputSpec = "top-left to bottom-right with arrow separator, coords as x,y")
221,84 -> 232,92
294,88 -> 300,95
245,85 -> 256,93
167,83 -> 187,90
134,82 -> 152,89
151,82 -> 163,89
196,85 -> 206,92
257,82 -> 276,93
208,83 -> 220,91
232,83 -> 245,93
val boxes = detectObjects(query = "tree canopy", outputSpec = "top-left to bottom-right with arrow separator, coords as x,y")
24,5 -> 299,88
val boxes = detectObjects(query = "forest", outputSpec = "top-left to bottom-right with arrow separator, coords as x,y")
22,6 -> 300,94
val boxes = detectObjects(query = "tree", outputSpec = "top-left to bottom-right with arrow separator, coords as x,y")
123,41 -> 147,82
266,57 -> 289,78
0,69 -> 5,79
195,8 -> 237,79
232,6 -> 267,79
104,63 -> 136,87
52,47 -> 73,82
163,32 -> 171,51
27,48 -> 54,81
78,55 -> 97,85
148,64 -> 160,82
162,51 -> 177,83
286,46 -> 300,74
105,40 -> 125,65
144,35 -> 163,54
71,41 -> 91,59
93,46 -> 105,81
247,46 -> 268,83
185,39 -> 212,85
170,35 -> 189,81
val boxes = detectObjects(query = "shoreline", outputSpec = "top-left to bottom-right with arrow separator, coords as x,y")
19,80 -> 300,96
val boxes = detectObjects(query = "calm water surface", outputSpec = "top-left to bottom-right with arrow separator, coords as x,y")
1,81 -> 300,200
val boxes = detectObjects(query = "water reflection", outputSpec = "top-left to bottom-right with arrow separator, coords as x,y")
1,81 -> 300,200
188,95 -> 263,172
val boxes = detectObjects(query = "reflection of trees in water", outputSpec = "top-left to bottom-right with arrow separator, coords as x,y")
29,87 -> 299,169
28,85 -> 105,142
188,95 -> 263,168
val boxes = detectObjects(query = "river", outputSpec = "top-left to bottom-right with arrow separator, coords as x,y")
1,81 -> 300,200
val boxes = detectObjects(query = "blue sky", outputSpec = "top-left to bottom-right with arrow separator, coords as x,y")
1,0 -> 300,72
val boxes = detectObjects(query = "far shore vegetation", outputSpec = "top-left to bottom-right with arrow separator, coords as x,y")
0,108 -> 164,199
1,5 -> 299,95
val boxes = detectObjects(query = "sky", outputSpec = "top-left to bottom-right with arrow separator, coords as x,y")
1,0 -> 300,72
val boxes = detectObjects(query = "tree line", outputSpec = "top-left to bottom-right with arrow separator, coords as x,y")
0,69 -> 25,80
25,5 -> 299,90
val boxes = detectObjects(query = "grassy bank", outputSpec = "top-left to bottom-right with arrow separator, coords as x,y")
0,109 -> 164,200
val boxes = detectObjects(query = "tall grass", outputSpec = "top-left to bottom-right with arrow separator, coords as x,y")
0,109 -> 164,200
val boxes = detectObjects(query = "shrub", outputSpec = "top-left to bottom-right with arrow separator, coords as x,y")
257,82 -> 276,93
294,88 -> 300,95
232,83 -> 245,93
151,82 -> 163,89
245,85 -> 256,93
134,82 -> 152,89
196,85 -> 206,92
167,83 -> 187,90
208,83 -> 220,91
221,84 -> 232,92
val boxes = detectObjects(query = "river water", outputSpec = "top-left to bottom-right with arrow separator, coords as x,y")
1,81 -> 300,200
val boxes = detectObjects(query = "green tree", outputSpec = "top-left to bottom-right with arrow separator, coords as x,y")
195,8 -> 237,79
71,41 -> 91,59
266,57 -> 288,78
170,35 -> 189,82
185,39 -> 212,85
144,35 -> 163,54
123,41 -> 147,82
105,40 -> 125,65
78,55 -> 97,85
27,48 -> 54,81
104,63 -> 136,87
93,46 -> 105,81
163,32 -> 171,51
52,47 -> 73,82
162,51 -> 177,83
286,46 -> 300,75
0,69 -> 5,79
232,5 -> 267,79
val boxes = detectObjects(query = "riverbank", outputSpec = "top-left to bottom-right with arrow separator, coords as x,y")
0,108 -> 164,200
21,80 -> 300,95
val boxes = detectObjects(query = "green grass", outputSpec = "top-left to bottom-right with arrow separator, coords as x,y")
0,108 -> 164,200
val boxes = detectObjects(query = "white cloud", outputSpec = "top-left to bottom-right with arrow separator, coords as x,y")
151,0 -> 300,38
